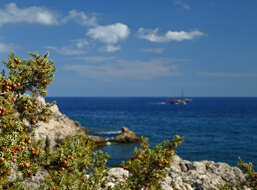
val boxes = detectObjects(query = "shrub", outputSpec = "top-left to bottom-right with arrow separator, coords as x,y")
41,135 -> 109,190
113,135 -> 184,190
0,52 -> 56,188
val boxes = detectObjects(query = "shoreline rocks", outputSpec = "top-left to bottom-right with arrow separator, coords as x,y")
161,155 -> 250,190
33,97 -> 141,149
104,155 -> 250,190
109,126 -> 141,143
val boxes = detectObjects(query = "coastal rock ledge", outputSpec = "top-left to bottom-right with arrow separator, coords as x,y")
33,97 -> 141,149
105,155 -> 250,190
109,126 -> 142,143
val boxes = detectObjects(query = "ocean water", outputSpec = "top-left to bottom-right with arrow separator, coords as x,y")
46,97 -> 257,167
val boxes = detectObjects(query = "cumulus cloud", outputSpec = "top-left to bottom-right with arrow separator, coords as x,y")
87,23 -> 130,52
0,3 -> 59,26
87,23 -> 130,43
0,3 -> 97,27
47,46 -> 85,56
198,72 -> 257,78
137,28 -> 204,43
64,59 -> 179,80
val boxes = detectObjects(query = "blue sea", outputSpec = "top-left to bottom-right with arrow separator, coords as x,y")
46,97 -> 257,167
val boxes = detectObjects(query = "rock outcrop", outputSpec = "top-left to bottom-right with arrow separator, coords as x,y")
103,155 -> 250,190
109,126 -> 141,143
161,155 -> 250,190
33,96 -> 106,150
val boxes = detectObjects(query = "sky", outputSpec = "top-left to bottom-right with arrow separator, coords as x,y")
0,0 -> 256,97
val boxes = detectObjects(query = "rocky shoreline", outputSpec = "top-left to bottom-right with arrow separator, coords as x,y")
32,97 -> 141,151
105,155 -> 250,190
24,97 -> 250,189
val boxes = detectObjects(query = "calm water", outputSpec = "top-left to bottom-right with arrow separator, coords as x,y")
46,97 -> 257,167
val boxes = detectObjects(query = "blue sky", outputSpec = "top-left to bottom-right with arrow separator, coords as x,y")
0,0 -> 256,97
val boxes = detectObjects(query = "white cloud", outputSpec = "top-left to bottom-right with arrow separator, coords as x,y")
0,42 -> 15,53
141,48 -> 164,54
87,23 -> 130,44
87,23 -> 130,52
0,3 -> 97,27
64,59 -> 180,80
47,46 -> 85,55
62,10 -> 97,26
0,3 -> 58,26
198,72 -> 257,78
137,28 -> 204,43
174,0 -> 191,10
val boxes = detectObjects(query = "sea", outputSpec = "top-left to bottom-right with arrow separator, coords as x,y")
46,97 -> 257,168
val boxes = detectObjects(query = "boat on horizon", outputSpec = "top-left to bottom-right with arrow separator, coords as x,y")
168,90 -> 192,105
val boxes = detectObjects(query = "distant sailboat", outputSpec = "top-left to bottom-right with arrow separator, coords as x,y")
168,90 -> 192,104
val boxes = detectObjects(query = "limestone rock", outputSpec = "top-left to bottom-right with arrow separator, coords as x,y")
109,126 -> 141,143
24,170 -> 49,189
105,168 -> 129,188
87,135 -> 106,146
162,155 -> 249,190
32,96 -> 88,150
107,168 -> 129,182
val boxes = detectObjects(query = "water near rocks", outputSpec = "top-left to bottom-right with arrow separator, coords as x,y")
46,97 -> 257,167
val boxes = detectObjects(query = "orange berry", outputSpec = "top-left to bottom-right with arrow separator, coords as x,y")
2,124 -> 7,129
32,120 -> 37,124
24,162 -> 30,168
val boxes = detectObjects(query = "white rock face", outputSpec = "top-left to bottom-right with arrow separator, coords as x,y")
33,96 -> 87,150
101,155 -> 250,190
105,168 -> 129,188
23,170 -> 49,189
160,155 -> 250,190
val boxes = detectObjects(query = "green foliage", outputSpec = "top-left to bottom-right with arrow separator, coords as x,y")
237,158 -> 257,189
114,135 -> 184,190
41,135 -> 109,190
220,157 -> 257,190
0,52 -> 56,189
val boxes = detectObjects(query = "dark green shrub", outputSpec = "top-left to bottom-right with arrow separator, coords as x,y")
113,135 -> 184,190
